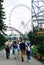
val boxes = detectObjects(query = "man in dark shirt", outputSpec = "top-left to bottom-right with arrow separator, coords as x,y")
20,40 -> 25,62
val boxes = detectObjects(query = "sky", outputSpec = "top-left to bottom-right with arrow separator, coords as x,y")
3,0 -> 32,35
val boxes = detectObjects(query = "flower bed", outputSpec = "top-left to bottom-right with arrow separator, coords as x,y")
32,52 -> 44,61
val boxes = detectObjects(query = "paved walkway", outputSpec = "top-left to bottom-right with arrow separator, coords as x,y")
0,49 -> 43,65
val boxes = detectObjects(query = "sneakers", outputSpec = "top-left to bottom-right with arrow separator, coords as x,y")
28,60 -> 31,63
27,60 -> 31,63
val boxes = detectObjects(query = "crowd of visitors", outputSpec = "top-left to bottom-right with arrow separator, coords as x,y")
5,39 -> 32,62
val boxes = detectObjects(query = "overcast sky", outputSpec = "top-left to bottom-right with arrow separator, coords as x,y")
3,0 -> 32,34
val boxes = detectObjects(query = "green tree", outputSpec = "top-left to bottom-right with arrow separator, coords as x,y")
27,31 -> 44,56
37,35 -> 44,56
27,31 -> 35,45
0,0 -> 7,46
0,0 -> 6,34
0,34 -> 7,46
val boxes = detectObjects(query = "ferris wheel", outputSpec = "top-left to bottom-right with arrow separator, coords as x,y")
8,4 -> 32,34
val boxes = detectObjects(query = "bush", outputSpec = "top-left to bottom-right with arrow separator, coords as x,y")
0,34 -> 7,46
31,45 -> 38,53
37,41 -> 44,56
27,31 -> 44,56
35,35 -> 44,56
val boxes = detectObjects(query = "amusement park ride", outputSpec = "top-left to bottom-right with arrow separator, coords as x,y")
4,0 -> 44,39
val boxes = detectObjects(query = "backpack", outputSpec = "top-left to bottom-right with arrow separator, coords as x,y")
25,41 -> 30,51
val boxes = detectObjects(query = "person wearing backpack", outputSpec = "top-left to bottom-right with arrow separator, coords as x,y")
19,39 -> 25,62
25,41 -> 31,62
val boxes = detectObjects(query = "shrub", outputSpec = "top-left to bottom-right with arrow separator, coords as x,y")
0,34 -> 7,46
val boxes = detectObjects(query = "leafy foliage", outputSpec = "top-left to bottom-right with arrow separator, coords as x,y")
27,31 -> 35,45
27,31 -> 44,56
0,0 -> 6,33
0,34 -> 8,46
37,36 -> 44,56
0,0 -> 7,46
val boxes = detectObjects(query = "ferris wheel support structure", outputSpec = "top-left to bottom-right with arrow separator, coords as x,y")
31,0 -> 44,31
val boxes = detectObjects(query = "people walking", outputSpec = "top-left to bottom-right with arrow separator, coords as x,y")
19,39 -> 25,62
5,40 -> 11,59
25,41 -> 32,62
13,41 -> 18,59
17,41 -> 20,55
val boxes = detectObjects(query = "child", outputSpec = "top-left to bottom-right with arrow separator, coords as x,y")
13,41 -> 18,59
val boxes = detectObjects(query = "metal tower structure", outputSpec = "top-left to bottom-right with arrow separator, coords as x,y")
31,0 -> 44,31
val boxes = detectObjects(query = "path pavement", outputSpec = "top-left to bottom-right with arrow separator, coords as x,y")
0,49 -> 43,65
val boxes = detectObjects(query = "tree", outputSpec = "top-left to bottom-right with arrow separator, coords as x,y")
27,31 -> 35,45
37,35 -> 44,56
0,34 -> 7,46
0,0 -> 7,46
0,0 -> 6,34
